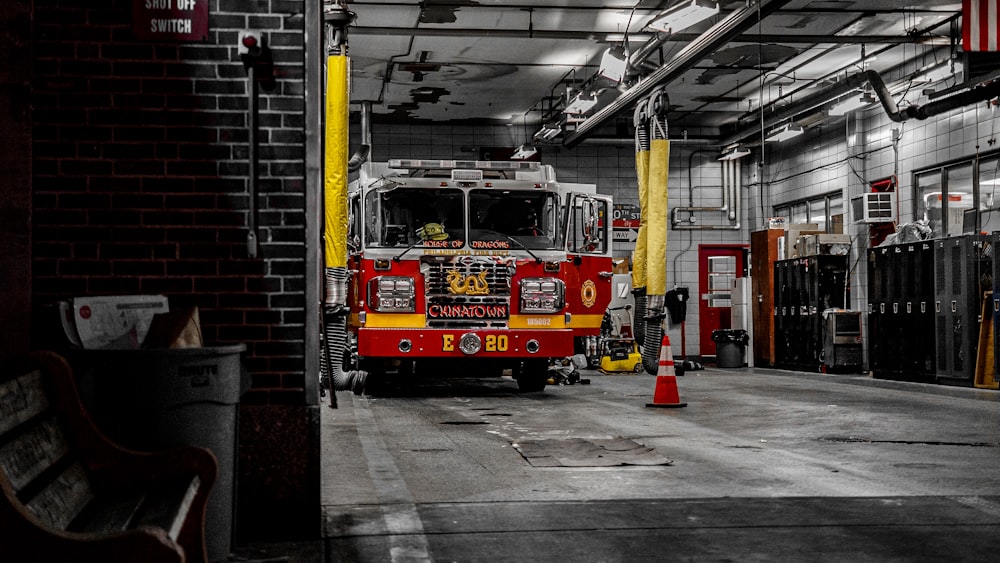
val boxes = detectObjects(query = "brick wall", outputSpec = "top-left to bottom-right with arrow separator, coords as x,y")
1,1 -> 32,361
31,0 -> 317,539
32,0 -> 308,399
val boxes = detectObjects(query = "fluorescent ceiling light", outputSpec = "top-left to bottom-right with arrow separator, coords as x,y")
510,143 -> 538,160
599,46 -> 627,82
648,0 -> 719,33
829,92 -> 876,116
563,91 -> 598,115
533,122 -> 561,141
718,144 -> 751,160
765,122 -> 803,142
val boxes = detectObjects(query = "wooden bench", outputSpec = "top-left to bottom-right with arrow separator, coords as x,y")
1,350 -> 217,563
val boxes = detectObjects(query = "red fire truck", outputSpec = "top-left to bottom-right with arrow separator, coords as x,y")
344,159 -> 613,391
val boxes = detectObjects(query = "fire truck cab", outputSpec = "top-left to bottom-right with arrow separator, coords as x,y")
345,159 -> 613,392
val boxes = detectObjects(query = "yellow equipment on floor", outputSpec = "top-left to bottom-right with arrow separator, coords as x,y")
598,338 -> 643,373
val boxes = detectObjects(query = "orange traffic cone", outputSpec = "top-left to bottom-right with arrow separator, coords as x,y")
645,335 -> 687,408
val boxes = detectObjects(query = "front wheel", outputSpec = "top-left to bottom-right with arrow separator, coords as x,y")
514,359 -> 548,392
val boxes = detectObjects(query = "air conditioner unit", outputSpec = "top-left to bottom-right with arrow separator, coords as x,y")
851,192 -> 896,223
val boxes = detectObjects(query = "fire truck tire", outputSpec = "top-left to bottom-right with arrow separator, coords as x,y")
514,359 -> 548,392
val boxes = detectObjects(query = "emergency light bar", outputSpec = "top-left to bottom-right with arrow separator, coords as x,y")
388,159 -> 541,172
452,169 -> 483,182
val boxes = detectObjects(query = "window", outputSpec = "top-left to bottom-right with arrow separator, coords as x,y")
981,155 -> 1000,232
913,156 -> 992,237
773,192 -> 843,233
808,199 -> 827,232
566,194 -> 609,255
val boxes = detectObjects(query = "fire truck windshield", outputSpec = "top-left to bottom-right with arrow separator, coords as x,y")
469,190 -> 559,250
364,187 -> 560,252
366,187 -> 464,248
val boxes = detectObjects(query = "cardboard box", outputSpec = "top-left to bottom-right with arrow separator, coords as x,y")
800,234 -> 853,257
788,224 -> 823,257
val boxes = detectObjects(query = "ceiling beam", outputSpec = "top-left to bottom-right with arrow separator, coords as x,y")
347,2 -> 958,16
351,26 -> 950,46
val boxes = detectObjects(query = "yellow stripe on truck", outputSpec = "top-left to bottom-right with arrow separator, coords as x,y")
361,313 -> 427,328
508,315 -> 568,329
570,314 -> 605,330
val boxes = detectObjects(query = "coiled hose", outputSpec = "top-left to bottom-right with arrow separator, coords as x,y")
323,268 -> 366,402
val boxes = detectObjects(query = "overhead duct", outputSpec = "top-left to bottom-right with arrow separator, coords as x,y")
903,78 -> 1000,120
723,70 -> 1000,146
349,101 -> 372,173
721,70 -> 900,146
563,0 -> 793,148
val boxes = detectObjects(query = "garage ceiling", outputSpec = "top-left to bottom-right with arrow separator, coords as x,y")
342,1 -> 988,148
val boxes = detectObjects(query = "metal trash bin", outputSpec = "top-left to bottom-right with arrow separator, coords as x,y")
83,345 -> 247,563
712,329 -> 748,368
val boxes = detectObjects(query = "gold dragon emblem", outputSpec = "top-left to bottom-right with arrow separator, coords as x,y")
446,269 -> 490,296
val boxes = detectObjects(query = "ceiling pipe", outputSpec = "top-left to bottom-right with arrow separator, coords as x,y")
578,136 -> 717,147
348,101 -> 372,172
670,158 -> 741,231
563,0 -> 794,148
626,31 -> 671,71
720,71 -> 889,147
904,78 -> 1000,119
351,26 -> 949,46
721,69 -> 1000,146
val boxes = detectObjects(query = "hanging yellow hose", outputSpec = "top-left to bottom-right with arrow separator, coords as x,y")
633,146 -> 649,291
647,138 -> 670,297
324,54 -> 349,271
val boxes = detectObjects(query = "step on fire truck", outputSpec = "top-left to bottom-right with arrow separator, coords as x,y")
344,159 -> 613,392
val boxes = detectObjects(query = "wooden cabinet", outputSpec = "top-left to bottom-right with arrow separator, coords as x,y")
750,229 -> 782,366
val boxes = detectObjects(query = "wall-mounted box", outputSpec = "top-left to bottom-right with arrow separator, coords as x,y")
851,192 -> 895,223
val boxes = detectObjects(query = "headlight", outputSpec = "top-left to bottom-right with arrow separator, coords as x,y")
368,276 -> 416,312
519,277 -> 565,314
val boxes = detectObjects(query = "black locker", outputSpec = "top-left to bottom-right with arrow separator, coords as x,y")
773,255 -> 849,370
911,241 -> 937,381
870,235 -> 993,386
898,241 -> 936,382
933,234 -> 992,386
867,246 -> 894,378
995,232 -> 999,383
773,260 -> 791,368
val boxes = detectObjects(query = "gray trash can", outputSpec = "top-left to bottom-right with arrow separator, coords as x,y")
712,329 -> 748,368
83,345 -> 247,563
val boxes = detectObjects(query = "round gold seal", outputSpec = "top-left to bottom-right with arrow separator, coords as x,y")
581,279 -> 597,308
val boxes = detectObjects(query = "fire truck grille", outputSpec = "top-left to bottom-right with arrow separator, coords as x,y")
423,260 -> 512,328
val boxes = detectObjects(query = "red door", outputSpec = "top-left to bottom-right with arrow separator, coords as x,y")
698,245 -> 748,356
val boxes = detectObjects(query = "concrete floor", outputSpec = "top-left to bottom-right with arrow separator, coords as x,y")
252,366 -> 1000,561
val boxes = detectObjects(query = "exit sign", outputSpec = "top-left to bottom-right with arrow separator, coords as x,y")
133,0 -> 208,42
